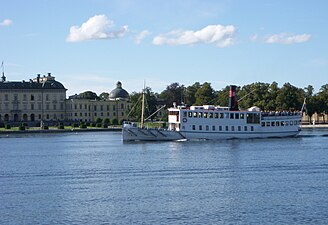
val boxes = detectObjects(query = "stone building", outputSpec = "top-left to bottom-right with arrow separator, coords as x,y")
0,72 -> 131,125
0,73 -> 66,124
65,81 -> 130,123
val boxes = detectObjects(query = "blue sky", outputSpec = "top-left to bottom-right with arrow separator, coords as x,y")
1,0 -> 327,96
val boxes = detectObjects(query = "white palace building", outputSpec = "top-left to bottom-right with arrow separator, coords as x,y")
0,72 -> 130,125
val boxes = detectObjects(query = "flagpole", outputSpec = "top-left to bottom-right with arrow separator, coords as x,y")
301,98 -> 306,112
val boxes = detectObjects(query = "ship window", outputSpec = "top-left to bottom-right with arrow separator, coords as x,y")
183,112 -> 187,117
225,126 -> 229,131
235,113 -> 239,119
281,121 -> 284,126
209,113 -> 213,118
240,113 -> 244,119
246,113 -> 260,124
212,126 -> 215,131
238,126 -> 241,131
199,125 -> 202,130
231,126 -> 235,131
271,122 -> 275,127
276,121 -> 280,126
266,122 -> 270,127
225,113 -> 229,119
206,125 -> 209,131
244,126 -> 248,131
204,112 -> 208,118
294,120 -> 298,125
188,112 -> 192,117
198,112 -> 203,118
230,113 -> 234,119
192,125 -> 196,130
285,121 -> 289,126
193,112 -> 197,118
215,113 -> 219,119
251,126 -> 254,131
219,113 -> 224,118
219,126 -> 222,131
261,122 -> 265,127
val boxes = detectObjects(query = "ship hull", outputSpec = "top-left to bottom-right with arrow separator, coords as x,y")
122,126 -> 301,142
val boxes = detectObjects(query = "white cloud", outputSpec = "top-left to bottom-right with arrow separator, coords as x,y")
66,15 -> 128,42
264,33 -> 311,44
134,30 -> 151,44
0,19 -> 13,26
152,24 -> 236,47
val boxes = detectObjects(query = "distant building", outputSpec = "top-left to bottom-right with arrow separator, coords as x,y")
0,73 -> 66,124
0,72 -> 131,125
65,81 -> 131,123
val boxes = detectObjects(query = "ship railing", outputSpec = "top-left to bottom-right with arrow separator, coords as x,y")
261,111 -> 302,120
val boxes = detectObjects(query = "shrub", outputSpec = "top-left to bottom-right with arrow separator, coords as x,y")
96,123 -> 102,128
43,126 -> 49,130
72,123 -> 79,128
103,118 -> 110,124
5,124 -> 11,129
111,118 -> 118,125
19,124 -> 25,131
102,123 -> 108,128
80,124 -> 87,129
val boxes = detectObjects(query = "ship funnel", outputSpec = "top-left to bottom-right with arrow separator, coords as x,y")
228,85 -> 238,111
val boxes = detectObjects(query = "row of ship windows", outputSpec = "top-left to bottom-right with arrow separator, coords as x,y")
261,120 -> 300,127
189,125 -> 254,132
183,111 -> 247,119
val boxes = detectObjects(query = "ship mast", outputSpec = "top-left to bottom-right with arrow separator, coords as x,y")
140,81 -> 145,128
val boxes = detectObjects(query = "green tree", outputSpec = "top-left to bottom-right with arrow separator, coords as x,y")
99,92 -> 109,100
317,84 -> 328,122
160,82 -> 185,107
215,85 -> 230,107
79,91 -> 99,100
184,82 -> 201,106
194,82 -> 215,105
276,82 -> 304,111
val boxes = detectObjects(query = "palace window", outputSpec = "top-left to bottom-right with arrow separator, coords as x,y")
192,125 -> 196,130
212,126 -> 215,131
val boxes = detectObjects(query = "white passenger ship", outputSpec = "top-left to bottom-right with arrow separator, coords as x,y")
122,85 -> 302,141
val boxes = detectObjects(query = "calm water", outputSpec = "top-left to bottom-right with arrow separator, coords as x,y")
1,129 -> 328,224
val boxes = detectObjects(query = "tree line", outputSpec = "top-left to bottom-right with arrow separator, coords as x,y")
128,81 -> 328,122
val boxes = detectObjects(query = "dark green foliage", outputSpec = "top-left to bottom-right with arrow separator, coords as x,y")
19,124 -> 25,130
111,118 -> 118,125
5,124 -> 11,129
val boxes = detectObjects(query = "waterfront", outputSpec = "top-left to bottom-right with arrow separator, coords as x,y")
1,129 -> 328,224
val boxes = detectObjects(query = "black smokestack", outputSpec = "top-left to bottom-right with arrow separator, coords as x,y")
229,85 -> 238,111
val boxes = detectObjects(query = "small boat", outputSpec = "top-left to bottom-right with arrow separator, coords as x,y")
122,85 -> 302,141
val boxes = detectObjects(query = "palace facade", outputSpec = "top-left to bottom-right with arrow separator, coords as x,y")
0,73 -> 130,125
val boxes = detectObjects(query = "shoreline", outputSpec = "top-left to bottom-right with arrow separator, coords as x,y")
0,127 -> 122,135
1,124 -> 327,135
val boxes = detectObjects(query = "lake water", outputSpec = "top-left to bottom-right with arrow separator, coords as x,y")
1,129 -> 328,224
